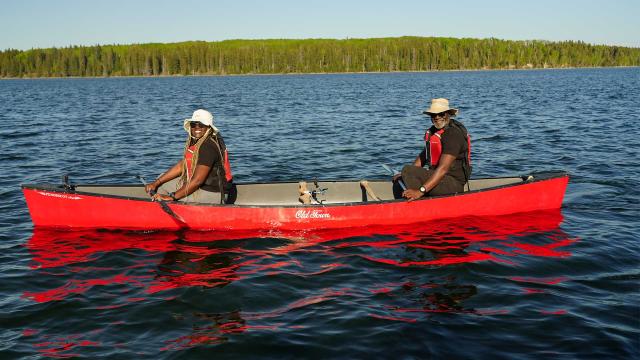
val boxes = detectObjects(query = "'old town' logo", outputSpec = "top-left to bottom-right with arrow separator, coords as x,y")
295,210 -> 331,219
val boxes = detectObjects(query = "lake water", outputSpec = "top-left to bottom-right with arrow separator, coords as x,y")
1,68 -> 639,359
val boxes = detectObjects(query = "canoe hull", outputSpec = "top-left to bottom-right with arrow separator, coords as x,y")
22,173 -> 569,231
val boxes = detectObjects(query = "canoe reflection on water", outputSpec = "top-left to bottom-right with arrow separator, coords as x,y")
23,210 -> 576,349
29,209 -> 566,258
26,209 -> 572,292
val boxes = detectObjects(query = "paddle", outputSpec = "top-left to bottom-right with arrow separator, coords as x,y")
381,164 -> 407,190
138,175 -> 188,228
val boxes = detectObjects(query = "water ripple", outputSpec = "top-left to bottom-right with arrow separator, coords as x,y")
1,68 -> 639,358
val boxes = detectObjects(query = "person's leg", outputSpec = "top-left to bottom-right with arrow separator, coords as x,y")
181,189 -> 221,204
427,175 -> 464,196
401,166 -> 464,196
158,178 -> 222,203
401,165 -> 431,190
157,178 -> 180,195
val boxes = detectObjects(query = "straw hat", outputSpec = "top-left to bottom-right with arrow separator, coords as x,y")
183,109 -> 219,134
422,98 -> 458,116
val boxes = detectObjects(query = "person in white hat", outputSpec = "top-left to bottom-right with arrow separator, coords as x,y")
398,98 -> 472,200
145,109 -> 235,204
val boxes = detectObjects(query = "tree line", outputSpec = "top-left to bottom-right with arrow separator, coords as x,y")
1,37 -> 638,78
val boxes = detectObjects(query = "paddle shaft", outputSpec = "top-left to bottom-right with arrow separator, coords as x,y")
382,164 -> 407,190
138,176 -> 188,228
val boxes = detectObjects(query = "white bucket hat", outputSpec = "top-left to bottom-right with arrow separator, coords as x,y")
183,109 -> 219,134
423,98 -> 458,116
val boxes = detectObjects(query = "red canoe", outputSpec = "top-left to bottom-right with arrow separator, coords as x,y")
22,171 -> 568,231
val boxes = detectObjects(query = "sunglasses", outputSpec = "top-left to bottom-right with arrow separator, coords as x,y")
190,122 -> 208,128
429,112 -> 448,119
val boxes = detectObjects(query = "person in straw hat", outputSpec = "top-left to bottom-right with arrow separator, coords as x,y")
398,98 -> 472,200
145,109 -> 235,204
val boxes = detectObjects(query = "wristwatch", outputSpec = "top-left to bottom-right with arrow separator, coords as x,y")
419,186 -> 426,193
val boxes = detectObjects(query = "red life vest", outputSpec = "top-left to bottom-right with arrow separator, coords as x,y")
424,125 -> 472,168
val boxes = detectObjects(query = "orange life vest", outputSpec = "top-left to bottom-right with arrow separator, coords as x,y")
185,145 -> 196,179
211,133 -> 233,185
221,146 -> 233,183
184,134 -> 233,189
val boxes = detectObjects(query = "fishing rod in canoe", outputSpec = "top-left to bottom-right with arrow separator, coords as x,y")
381,164 -> 407,190
298,179 -> 329,204
306,180 -> 329,204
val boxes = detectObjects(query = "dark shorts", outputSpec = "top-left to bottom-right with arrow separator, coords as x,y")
401,165 -> 464,196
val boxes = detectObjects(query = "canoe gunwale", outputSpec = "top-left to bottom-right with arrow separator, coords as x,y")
21,171 -> 569,209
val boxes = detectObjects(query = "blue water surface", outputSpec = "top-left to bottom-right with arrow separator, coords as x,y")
0,68 -> 639,359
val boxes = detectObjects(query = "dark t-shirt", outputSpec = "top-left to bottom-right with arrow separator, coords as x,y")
427,124 -> 468,184
194,136 -> 224,192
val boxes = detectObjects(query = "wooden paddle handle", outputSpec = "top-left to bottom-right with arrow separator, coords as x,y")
298,182 -> 311,204
360,180 -> 381,201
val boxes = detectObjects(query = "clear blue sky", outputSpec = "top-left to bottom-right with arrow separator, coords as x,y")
1,0 -> 638,50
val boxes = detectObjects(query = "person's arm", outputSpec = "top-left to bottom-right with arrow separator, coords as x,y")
403,128 -> 465,200
402,154 -> 456,201
154,139 -> 219,201
394,149 -> 426,182
152,164 -> 212,201
173,164 -> 211,199
413,148 -> 426,167
145,160 -> 183,194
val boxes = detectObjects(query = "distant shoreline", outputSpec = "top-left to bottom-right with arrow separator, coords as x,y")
2,37 -> 638,79
1,65 -> 638,80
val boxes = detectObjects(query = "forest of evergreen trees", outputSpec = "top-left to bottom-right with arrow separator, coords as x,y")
1,37 -> 638,78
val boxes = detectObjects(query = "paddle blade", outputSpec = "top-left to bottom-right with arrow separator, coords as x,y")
382,163 -> 406,190
382,163 -> 399,175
